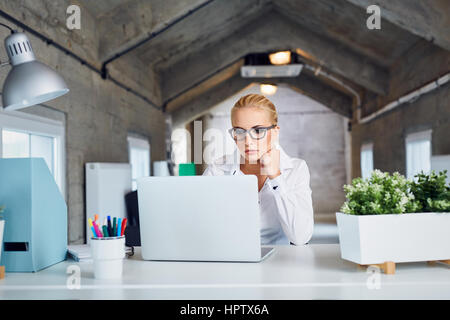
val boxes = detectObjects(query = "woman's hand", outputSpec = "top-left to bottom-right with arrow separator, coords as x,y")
260,148 -> 281,179
260,128 -> 281,179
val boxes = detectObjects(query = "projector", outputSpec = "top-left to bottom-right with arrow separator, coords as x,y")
240,51 -> 303,78
241,64 -> 303,78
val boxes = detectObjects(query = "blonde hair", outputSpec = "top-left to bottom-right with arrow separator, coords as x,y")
231,94 -> 278,125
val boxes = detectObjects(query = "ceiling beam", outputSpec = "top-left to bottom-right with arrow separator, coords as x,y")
171,72 -> 353,128
98,0 -> 213,63
143,0 -> 272,72
272,0 -> 421,69
345,0 -> 450,52
161,10 -> 389,102
275,75 -> 354,118
165,60 -> 244,113
171,74 -> 251,128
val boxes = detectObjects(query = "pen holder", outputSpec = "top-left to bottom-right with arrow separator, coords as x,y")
90,236 -> 125,280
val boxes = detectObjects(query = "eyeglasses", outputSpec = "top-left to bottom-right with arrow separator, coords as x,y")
228,125 -> 276,141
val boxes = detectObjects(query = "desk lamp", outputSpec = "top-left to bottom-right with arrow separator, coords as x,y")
0,23 -> 69,110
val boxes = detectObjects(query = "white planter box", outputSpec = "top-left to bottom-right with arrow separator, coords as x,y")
336,212 -> 450,265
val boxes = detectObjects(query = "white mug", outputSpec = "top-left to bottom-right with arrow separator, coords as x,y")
90,236 -> 125,279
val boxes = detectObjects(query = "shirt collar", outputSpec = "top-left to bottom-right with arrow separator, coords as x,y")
279,146 -> 294,171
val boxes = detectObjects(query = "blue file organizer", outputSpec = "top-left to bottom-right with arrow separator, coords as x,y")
0,158 -> 67,272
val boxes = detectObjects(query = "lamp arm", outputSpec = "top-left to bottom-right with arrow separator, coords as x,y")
0,23 -> 14,68
0,23 -> 14,34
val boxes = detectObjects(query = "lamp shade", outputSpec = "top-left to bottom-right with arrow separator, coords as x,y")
2,32 -> 69,111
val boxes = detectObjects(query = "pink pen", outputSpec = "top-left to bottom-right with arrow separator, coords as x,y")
97,222 -> 104,237
93,221 -> 102,237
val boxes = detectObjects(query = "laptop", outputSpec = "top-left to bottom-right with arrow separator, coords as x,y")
137,175 -> 275,262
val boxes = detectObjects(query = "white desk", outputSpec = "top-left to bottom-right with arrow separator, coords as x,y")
1,244 -> 449,299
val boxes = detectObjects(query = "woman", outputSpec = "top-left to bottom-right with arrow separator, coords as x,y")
203,94 -> 314,245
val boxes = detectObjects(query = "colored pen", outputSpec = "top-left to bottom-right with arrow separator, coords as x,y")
102,225 -> 109,237
91,226 -> 97,237
117,218 -> 122,236
88,218 -> 97,238
107,215 -> 112,236
121,218 -> 127,236
113,217 -> 117,237
93,222 -> 102,237
99,223 -> 104,237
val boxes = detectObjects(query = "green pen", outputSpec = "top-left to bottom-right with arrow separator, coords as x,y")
102,225 -> 109,237
113,217 -> 117,236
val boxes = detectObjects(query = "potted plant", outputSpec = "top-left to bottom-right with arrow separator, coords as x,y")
336,170 -> 450,272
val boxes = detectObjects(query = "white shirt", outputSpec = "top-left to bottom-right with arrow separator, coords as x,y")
203,146 -> 314,245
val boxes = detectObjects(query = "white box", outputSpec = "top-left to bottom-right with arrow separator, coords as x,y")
85,163 -> 132,244
336,212 -> 450,265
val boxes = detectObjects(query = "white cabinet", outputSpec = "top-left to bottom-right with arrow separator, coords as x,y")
85,163 -> 132,244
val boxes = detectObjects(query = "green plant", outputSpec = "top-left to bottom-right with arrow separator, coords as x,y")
410,170 -> 450,212
340,170 -> 420,215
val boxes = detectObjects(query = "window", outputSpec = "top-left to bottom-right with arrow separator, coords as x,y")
3,130 -> 55,175
406,130 -> 431,179
128,135 -> 150,191
0,110 -> 65,197
360,143 -> 374,180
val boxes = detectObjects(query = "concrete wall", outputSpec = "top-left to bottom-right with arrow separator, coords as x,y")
352,41 -> 450,177
352,83 -> 450,176
200,84 -> 348,215
0,27 -> 166,244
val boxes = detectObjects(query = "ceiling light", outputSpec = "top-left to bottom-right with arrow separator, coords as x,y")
260,84 -> 277,95
269,51 -> 291,65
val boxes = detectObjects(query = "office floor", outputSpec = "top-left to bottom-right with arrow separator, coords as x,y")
309,214 -> 339,244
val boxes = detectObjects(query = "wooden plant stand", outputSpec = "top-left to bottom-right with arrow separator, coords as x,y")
427,260 -> 450,266
358,261 -> 396,274
357,260 -> 450,275
0,266 -> 4,279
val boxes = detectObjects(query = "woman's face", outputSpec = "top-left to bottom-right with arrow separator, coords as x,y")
231,107 -> 278,164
